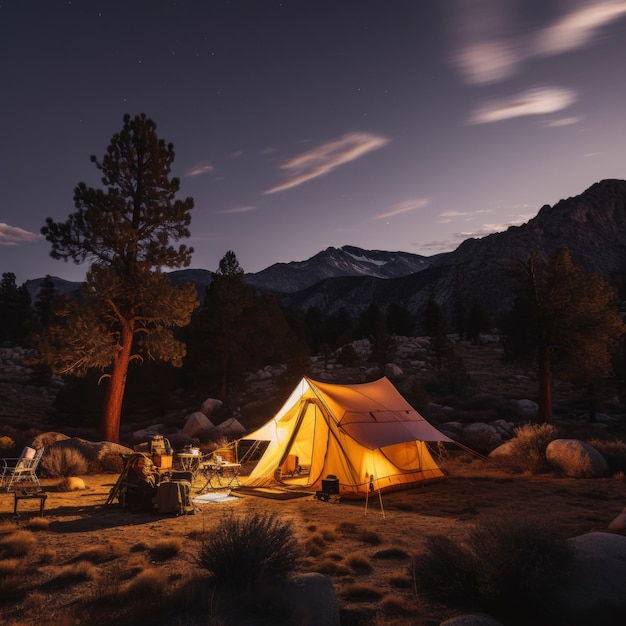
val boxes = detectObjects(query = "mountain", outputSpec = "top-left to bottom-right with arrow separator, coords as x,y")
274,179 -> 626,318
23,179 -> 626,321
244,245 -> 435,293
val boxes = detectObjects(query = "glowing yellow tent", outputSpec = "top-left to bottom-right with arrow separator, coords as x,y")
240,376 -> 452,497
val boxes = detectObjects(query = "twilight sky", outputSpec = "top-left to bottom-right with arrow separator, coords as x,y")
2,0 -> 626,285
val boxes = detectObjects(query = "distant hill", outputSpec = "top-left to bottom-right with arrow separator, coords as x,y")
275,179 -> 626,318
244,245 -> 436,293
24,179 -> 626,320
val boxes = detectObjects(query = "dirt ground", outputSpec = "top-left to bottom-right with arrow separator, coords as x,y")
1,453 -> 625,625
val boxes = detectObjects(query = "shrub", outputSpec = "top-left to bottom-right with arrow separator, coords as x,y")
346,552 -> 373,573
412,513 -> 573,623
123,568 -> 169,597
151,538 -> 182,561
42,561 -> 98,589
197,511 -> 302,588
341,583 -> 384,602
587,438 -> 626,474
0,530 -> 36,557
41,447 -> 88,478
497,423 -> 559,474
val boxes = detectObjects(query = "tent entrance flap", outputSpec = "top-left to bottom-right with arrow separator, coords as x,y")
277,399 -> 322,481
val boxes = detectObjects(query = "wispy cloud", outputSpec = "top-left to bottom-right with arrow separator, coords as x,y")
186,162 -> 214,177
0,223 -> 42,246
375,198 -> 429,219
468,87 -> 577,124
421,216 -> 530,252
542,116 -> 582,127
535,1 -> 626,55
217,206 -> 257,215
439,208 -> 492,223
453,0 -> 626,85
264,132 -> 390,195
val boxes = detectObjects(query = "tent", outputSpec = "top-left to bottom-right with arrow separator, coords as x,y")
239,376 -> 452,497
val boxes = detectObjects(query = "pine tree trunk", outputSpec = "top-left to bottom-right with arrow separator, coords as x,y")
538,353 -> 553,424
101,325 -> 133,443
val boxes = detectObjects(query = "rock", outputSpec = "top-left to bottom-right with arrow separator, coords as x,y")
515,399 -> 539,419
269,572 -> 340,626
51,437 -> 133,461
488,439 -> 516,460
212,417 -> 246,438
551,532 -> 626,625
439,613 -> 504,626
385,363 -> 404,378
200,398 -> 223,416
182,412 -> 214,438
608,507 -> 626,530
131,425 -> 166,443
58,476 -> 86,491
545,439 -> 609,478
490,419 -> 515,439
30,432 -> 70,449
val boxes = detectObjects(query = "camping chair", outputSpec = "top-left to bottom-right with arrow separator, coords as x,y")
0,446 -> 44,492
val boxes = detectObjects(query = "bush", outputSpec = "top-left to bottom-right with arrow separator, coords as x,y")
41,447 -> 88,477
197,511 -> 302,588
497,423 -> 559,474
412,514 -> 573,624
587,438 -> 626,474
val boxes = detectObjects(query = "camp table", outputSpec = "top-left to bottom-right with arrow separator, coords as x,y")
196,460 -> 242,492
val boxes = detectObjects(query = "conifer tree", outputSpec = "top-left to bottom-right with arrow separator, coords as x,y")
39,114 -> 198,442
507,247 -> 624,423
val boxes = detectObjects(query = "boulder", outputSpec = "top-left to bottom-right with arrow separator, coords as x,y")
131,425 -> 166,443
608,507 -> 626,530
200,398 -> 223,416
30,432 -> 70,449
545,439 -> 609,478
515,399 -> 539,419
551,532 -> 626,625
268,572 -> 340,626
213,418 -> 246,438
488,439 -> 516,461
490,419 -> 515,439
51,437 -> 133,461
182,412 -> 215,438
58,476 -> 86,491
385,363 -> 404,379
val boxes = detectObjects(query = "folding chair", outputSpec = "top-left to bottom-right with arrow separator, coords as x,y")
0,446 -> 45,492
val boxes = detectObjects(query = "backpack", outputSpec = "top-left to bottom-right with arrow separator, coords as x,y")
156,480 -> 195,515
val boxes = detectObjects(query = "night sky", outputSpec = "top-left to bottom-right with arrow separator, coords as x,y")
2,0 -> 626,285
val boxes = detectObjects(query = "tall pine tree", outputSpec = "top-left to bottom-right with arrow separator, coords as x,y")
39,114 -> 198,442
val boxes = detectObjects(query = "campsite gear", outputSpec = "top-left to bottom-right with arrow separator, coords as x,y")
314,474 -> 340,502
13,489 -> 47,516
196,458 -> 242,492
239,376 -> 452,498
156,479 -> 194,515
106,453 -> 159,511
149,435 -> 173,473
1,447 -> 44,492
364,473 -> 386,519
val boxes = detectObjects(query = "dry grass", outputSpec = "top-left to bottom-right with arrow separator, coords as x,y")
41,561 -> 98,589
41,447 -> 88,478
0,530 -> 36,557
151,537 -> 183,560
342,582 -> 385,602
0,453 -> 624,625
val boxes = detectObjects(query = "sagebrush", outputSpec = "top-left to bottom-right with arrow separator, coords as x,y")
41,447 -> 88,477
412,513 -> 573,624
197,510 -> 302,587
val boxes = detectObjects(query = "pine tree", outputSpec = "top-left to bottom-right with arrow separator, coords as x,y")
507,247 -> 624,423
39,114 -> 198,442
